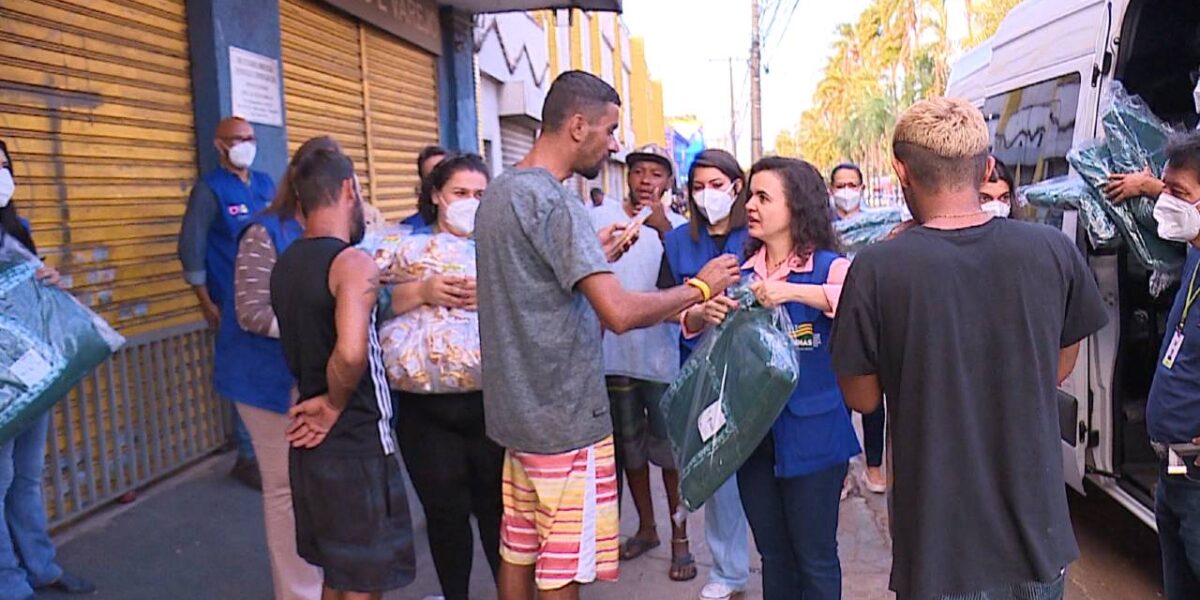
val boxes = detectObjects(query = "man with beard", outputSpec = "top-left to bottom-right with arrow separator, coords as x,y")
475,70 -> 741,600
270,146 -> 414,600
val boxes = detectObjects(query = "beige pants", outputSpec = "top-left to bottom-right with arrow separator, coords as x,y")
236,402 -> 323,600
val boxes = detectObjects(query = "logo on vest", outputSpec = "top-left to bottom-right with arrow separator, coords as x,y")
227,203 -> 250,217
790,323 -> 821,350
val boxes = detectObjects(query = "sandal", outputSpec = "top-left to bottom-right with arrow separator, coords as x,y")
619,534 -> 660,561
669,538 -> 698,582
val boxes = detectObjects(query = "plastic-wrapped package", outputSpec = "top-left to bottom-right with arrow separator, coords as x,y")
1022,174 -> 1122,250
358,225 -> 415,274
0,234 -> 124,445
378,232 -> 480,394
1102,82 -> 1171,176
834,206 -> 903,255
659,283 -> 798,511
1068,142 -> 1185,272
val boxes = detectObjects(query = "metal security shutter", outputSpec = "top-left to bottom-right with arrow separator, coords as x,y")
281,0 -> 439,222
1,0 -> 230,527
0,0 -> 198,335
363,27 -> 438,221
500,119 -> 535,171
280,0 -> 371,191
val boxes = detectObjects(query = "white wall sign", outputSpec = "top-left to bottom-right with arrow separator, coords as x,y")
229,46 -> 282,127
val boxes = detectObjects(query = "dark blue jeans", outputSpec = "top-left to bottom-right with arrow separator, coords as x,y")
0,413 -> 62,600
1157,464 -> 1200,600
931,571 -> 1065,600
738,434 -> 847,600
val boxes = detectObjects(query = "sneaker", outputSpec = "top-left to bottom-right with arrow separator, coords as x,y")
863,466 -> 887,494
700,582 -> 741,600
231,457 -> 262,491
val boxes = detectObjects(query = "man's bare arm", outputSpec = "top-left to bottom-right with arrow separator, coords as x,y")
839,373 -> 882,414
326,249 -> 379,411
1058,342 -> 1082,385
578,273 -> 705,335
577,254 -> 742,335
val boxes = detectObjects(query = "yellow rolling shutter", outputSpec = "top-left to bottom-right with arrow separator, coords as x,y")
363,27 -> 439,221
0,0 -> 196,336
280,0 -> 370,192
281,0 -> 438,222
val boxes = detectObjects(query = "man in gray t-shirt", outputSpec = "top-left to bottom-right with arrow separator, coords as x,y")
475,71 -> 740,600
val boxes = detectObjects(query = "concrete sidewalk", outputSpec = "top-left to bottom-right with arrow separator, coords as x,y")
42,451 -> 894,600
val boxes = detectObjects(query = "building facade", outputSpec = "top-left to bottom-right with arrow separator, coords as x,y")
530,9 -> 666,201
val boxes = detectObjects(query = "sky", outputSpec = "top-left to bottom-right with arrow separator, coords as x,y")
622,0 -> 970,163
622,0 -> 872,161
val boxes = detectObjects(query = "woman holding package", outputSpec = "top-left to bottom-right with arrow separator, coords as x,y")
381,154 -> 501,600
230,137 -> 339,600
687,157 -> 860,599
0,140 -> 95,598
661,148 -> 753,600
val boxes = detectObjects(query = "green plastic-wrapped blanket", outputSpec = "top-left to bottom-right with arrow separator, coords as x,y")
1023,175 -> 1121,250
1060,82 -> 1186,271
0,235 -> 124,445
659,284 -> 798,511
834,206 -> 903,255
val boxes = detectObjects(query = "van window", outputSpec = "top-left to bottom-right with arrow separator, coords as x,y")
984,73 -> 1082,187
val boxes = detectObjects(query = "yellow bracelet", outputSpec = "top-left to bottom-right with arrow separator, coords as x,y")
686,278 -> 712,302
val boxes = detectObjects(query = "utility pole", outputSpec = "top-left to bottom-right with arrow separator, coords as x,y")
750,0 -> 763,161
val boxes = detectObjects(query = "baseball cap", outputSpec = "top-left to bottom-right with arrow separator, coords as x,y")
626,143 -> 675,177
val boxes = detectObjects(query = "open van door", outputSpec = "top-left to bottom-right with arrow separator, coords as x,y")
1060,0 -> 1123,493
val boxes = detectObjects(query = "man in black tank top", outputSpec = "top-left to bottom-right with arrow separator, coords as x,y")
269,146 -> 414,599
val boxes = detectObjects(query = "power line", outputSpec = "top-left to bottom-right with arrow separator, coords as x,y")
763,0 -> 800,72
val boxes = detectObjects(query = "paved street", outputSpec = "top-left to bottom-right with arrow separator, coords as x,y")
39,448 -> 1163,600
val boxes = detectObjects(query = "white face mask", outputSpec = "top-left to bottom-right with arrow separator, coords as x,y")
1154,192 -> 1200,242
981,200 -> 1011,219
833,187 -> 862,212
695,187 -> 735,223
444,198 -> 480,236
227,141 -> 257,169
1193,77 -> 1200,114
0,170 -> 13,209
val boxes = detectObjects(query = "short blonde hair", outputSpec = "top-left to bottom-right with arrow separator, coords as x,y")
893,97 -> 989,158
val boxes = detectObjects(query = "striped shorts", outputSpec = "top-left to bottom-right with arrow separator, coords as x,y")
500,436 -> 620,590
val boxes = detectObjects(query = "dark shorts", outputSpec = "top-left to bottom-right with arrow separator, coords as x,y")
606,376 -> 674,470
289,450 -> 416,592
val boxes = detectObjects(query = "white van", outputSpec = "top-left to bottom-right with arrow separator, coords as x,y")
947,0 -> 1200,528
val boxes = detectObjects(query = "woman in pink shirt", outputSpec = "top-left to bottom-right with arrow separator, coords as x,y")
688,157 -> 860,600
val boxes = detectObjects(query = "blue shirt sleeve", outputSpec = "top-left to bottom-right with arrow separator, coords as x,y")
178,180 -> 217,286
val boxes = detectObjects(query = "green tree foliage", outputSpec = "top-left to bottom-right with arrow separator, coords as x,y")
777,0 -> 1020,188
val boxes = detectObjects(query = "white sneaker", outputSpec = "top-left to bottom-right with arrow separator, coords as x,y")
421,596 -> 445,600
700,582 -> 741,600
862,467 -> 887,494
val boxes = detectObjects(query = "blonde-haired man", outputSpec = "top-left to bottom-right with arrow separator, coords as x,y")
830,97 -> 1109,600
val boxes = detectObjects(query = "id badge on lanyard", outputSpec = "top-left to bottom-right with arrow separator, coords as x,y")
1166,259 -> 1200,370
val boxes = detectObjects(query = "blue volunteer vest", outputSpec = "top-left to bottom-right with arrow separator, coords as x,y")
201,168 -> 276,309
663,224 -> 750,363
750,249 -> 861,478
212,212 -> 300,414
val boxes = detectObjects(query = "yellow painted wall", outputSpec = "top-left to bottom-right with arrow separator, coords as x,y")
570,9 -> 582,70
590,14 -> 602,74
630,36 -> 666,147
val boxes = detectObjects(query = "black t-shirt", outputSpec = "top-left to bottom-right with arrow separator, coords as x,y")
271,237 -> 395,458
830,219 -> 1108,599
